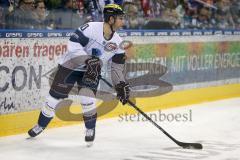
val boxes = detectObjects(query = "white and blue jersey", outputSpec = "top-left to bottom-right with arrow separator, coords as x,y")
59,22 -> 125,72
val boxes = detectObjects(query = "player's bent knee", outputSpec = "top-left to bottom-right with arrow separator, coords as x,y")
42,95 -> 61,118
79,96 -> 96,116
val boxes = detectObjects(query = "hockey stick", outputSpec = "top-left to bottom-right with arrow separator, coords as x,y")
100,77 -> 203,150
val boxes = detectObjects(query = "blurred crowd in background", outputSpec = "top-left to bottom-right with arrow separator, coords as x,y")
0,0 -> 240,30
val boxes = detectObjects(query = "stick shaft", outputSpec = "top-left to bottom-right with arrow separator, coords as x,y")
127,100 -> 182,146
100,77 -> 203,149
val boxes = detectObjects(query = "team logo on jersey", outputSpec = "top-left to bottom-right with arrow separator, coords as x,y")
104,42 -> 118,52
119,40 -> 133,50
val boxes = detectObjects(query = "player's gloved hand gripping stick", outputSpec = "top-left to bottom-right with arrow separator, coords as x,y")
82,56 -> 102,90
99,76 -> 203,150
115,81 -> 130,105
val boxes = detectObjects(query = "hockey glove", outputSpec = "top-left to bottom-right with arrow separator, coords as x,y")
115,81 -> 130,105
82,56 -> 101,90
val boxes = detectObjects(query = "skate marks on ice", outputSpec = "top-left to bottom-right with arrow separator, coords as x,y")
123,141 -> 240,160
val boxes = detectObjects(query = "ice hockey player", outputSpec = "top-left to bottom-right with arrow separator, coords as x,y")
28,3 -> 130,146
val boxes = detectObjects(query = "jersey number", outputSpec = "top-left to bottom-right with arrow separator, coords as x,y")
80,24 -> 89,31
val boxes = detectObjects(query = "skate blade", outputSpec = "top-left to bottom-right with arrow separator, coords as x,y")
86,142 -> 93,147
26,136 -> 35,140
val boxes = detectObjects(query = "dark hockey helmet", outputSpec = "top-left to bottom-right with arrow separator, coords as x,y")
103,4 -> 125,22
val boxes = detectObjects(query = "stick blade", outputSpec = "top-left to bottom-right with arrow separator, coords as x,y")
180,142 -> 203,150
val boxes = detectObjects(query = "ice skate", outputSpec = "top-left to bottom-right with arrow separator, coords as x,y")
85,128 -> 95,147
28,124 -> 44,138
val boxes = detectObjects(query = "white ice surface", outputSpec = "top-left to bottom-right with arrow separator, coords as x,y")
0,97 -> 240,160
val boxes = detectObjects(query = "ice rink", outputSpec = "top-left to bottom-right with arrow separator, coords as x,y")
0,97 -> 240,160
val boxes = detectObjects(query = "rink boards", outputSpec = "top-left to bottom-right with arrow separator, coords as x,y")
0,29 -> 240,137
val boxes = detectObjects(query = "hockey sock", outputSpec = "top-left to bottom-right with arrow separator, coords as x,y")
38,112 -> 53,128
83,113 -> 97,129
